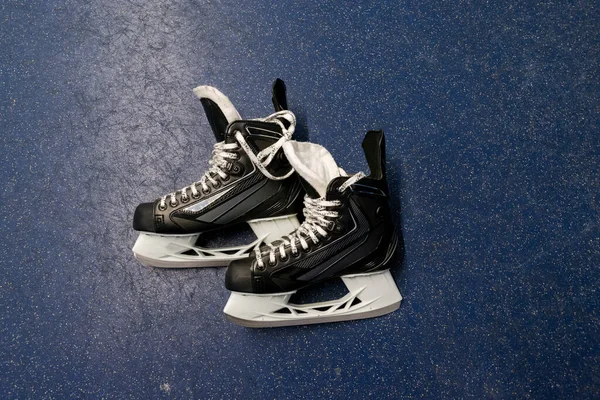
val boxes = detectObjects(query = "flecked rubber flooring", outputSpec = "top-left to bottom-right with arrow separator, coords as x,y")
1,1 -> 598,398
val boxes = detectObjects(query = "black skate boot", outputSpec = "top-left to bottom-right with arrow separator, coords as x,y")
224,131 -> 402,327
132,80 -> 304,268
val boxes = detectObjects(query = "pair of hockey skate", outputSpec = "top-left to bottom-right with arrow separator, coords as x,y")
132,80 -> 402,327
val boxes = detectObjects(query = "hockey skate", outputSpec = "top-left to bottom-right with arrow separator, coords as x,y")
224,131 -> 402,327
132,80 -> 304,268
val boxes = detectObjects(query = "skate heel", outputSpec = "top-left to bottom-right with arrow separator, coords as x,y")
247,214 -> 300,244
379,230 -> 400,268
224,270 -> 402,328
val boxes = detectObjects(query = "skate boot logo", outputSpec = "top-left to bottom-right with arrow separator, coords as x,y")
183,186 -> 235,214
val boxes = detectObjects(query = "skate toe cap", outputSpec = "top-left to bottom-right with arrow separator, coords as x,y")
225,259 -> 254,293
133,202 -> 156,232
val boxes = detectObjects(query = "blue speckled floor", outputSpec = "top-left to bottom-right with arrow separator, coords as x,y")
1,1 -> 598,398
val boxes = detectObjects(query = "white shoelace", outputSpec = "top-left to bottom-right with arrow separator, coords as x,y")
255,172 -> 366,269
235,111 -> 296,181
159,110 -> 296,209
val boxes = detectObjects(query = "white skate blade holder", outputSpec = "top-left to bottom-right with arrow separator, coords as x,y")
223,270 -> 402,327
132,214 -> 299,268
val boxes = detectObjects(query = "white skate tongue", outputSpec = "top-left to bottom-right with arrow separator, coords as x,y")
283,141 -> 343,197
193,85 -> 242,141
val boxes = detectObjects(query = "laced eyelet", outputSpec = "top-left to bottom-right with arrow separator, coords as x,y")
256,263 -> 266,272
280,254 -> 288,262
192,192 -> 201,199
213,181 -> 221,189
291,250 -> 300,257
268,259 -> 277,267
222,174 -> 230,182
181,195 -> 189,203
158,203 -> 167,211
202,187 -> 211,195
170,200 -> 179,207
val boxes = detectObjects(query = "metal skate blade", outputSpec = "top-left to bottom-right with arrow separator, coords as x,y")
225,301 -> 400,328
133,252 -> 245,268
